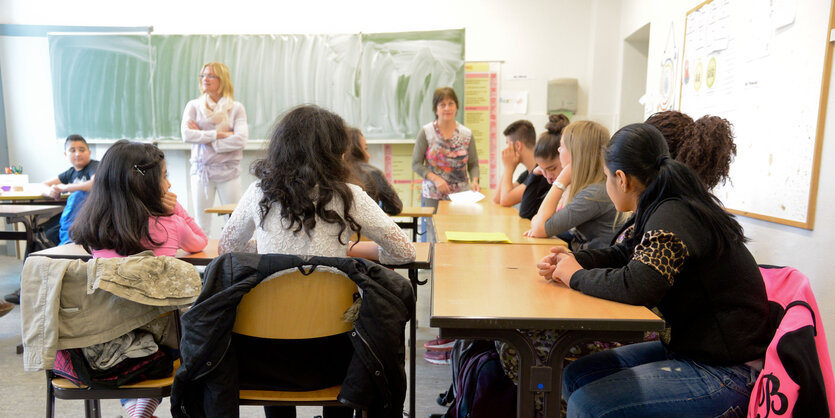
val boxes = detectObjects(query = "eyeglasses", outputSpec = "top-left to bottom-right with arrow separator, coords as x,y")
200,74 -> 219,80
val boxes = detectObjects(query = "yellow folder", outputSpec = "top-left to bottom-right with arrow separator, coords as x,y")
445,231 -> 512,243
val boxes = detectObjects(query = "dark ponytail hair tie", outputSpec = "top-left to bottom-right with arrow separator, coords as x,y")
655,155 -> 670,169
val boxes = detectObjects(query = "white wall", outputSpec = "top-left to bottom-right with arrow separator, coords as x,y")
617,0 -> 835,365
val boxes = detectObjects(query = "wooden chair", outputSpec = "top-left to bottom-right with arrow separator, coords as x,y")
234,268 -> 366,417
45,312 -> 181,418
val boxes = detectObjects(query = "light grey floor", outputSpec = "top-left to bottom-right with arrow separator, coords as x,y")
0,256 -> 451,417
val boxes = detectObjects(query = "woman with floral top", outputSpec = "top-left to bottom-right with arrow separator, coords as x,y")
411,87 -> 480,210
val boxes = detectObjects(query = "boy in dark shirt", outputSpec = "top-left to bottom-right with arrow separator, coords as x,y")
42,134 -> 98,200
4,135 -> 99,305
492,120 -> 551,219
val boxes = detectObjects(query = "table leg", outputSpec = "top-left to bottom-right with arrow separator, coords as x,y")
408,267 -> 418,418
8,215 -> 35,256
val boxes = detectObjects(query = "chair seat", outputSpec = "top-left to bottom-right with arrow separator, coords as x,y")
240,384 -> 342,403
51,359 -> 180,391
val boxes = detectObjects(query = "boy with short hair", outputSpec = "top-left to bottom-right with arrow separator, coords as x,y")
42,134 -> 98,199
5,134 -> 99,304
43,134 -> 99,245
492,120 -> 550,219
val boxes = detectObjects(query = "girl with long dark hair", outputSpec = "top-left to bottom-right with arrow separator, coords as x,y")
344,126 -> 403,215
70,140 -> 207,418
539,123 -> 771,416
218,105 -> 414,418
219,105 -> 414,264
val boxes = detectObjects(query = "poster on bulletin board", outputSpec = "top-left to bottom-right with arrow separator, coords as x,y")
679,0 -> 833,229
464,61 -> 500,189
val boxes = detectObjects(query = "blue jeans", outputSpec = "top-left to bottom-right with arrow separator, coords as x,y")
563,341 -> 759,417
419,196 -> 439,243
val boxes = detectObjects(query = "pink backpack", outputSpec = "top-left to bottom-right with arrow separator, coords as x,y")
748,266 -> 835,417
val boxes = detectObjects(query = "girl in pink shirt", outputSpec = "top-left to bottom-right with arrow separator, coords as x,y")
71,140 -> 207,258
70,140 -> 206,418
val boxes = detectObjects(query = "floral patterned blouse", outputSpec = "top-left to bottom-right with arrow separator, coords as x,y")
411,121 -> 479,200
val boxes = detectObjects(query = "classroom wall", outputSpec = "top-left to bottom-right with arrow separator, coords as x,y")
617,0 -> 835,366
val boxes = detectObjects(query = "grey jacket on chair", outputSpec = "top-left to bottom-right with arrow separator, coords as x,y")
170,252 -> 415,418
20,253 -> 200,371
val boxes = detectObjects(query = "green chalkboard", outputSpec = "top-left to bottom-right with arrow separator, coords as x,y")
48,30 -> 465,141
48,34 -> 154,139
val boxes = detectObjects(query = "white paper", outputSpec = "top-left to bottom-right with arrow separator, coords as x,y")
499,90 -> 528,114
447,190 -> 486,204
772,0 -> 797,30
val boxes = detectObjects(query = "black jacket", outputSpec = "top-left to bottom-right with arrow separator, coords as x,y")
570,199 -> 770,366
170,253 -> 415,417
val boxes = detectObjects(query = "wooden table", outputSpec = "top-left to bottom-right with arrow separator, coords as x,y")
433,214 -> 567,246
0,184 -> 67,205
430,243 -> 664,417
32,240 -> 218,265
32,239 -> 433,418
0,205 -> 64,257
203,203 -> 237,215
205,203 -> 435,242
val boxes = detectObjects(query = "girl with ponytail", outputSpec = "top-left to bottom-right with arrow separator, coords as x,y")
538,123 -> 772,416
526,120 -> 624,250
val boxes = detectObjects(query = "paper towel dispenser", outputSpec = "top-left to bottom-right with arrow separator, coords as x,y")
547,78 -> 578,114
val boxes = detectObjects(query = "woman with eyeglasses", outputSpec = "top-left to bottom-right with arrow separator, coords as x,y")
181,62 -> 249,235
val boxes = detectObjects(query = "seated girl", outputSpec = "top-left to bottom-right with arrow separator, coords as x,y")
71,140 -> 207,418
518,114 -> 569,220
645,110 -> 736,189
541,123 -> 771,416
218,105 -> 415,418
526,120 -> 623,250
344,126 -> 403,215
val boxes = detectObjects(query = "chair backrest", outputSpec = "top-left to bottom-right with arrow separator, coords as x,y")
232,268 -> 357,340
747,265 -> 835,418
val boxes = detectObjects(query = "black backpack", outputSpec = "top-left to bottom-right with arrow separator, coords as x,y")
432,340 -> 516,418
52,346 -> 174,389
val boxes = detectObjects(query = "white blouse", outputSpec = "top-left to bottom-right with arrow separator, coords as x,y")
219,182 -> 416,265
180,98 -> 248,183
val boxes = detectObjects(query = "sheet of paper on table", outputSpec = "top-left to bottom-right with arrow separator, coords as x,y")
448,190 -> 485,204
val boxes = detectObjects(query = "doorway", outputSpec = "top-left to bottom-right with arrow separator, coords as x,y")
620,23 -> 650,126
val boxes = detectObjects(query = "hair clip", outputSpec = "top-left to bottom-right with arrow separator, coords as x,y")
134,165 -> 145,176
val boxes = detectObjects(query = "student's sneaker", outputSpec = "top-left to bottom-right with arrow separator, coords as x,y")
423,337 -> 455,351
423,350 -> 451,365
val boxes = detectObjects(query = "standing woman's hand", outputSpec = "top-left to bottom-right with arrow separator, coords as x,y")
187,120 -> 199,130
216,128 -> 233,139
161,191 -> 178,215
470,177 -> 480,192
430,174 -> 451,195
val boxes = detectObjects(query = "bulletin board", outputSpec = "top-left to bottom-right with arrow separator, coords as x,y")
679,0 -> 834,229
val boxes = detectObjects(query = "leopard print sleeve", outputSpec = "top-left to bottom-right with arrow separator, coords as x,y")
633,229 -> 689,285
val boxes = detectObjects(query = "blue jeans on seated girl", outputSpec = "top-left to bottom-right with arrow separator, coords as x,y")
563,341 -> 759,418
